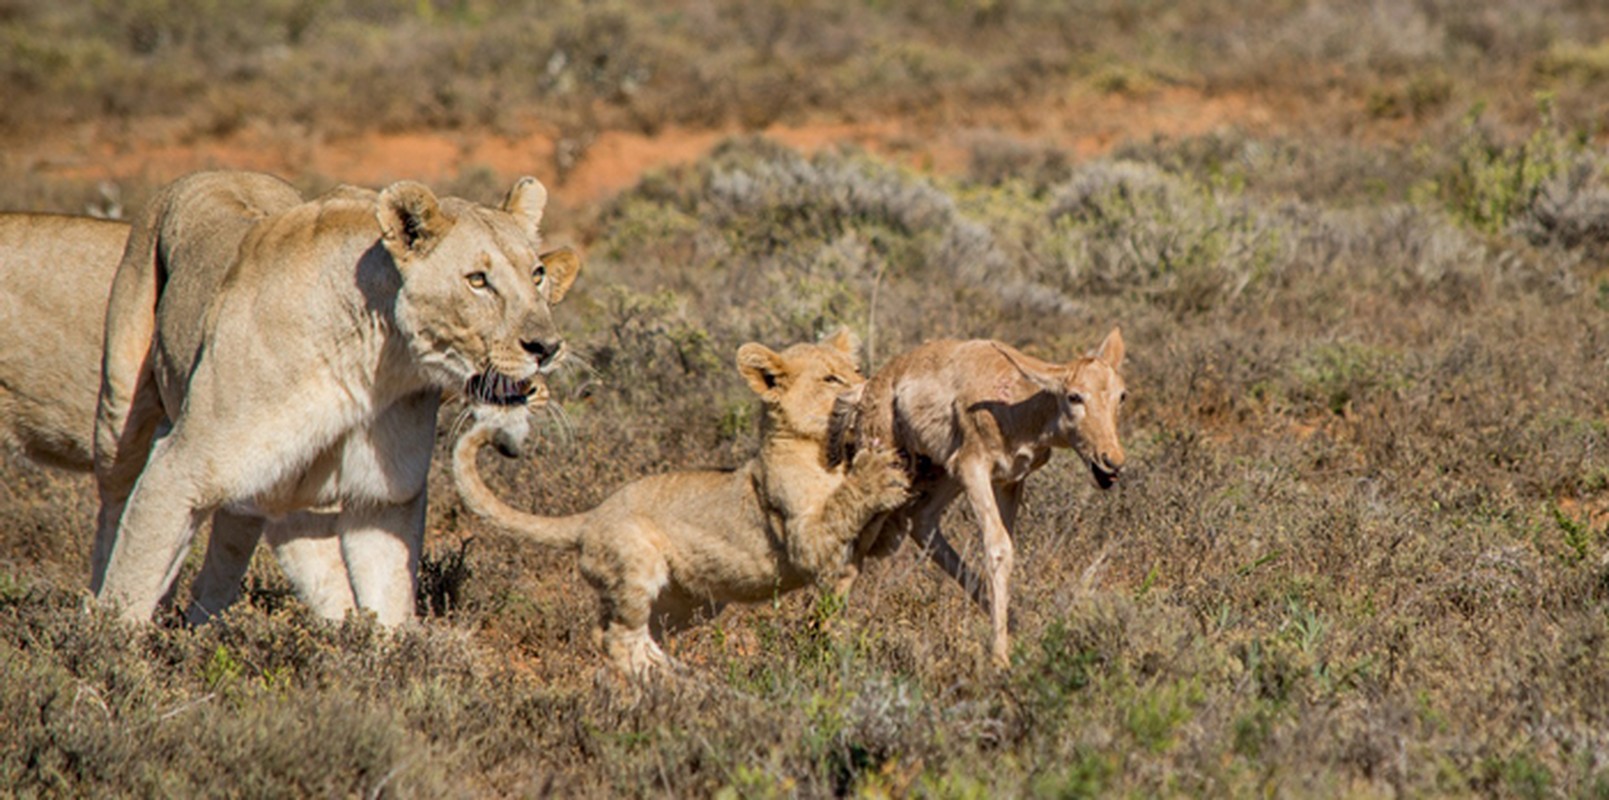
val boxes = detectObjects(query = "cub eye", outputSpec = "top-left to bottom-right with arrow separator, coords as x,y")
466,272 -> 489,289
532,264 -> 546,286
1068,392 -> 1086,405
824,374 -> 847,386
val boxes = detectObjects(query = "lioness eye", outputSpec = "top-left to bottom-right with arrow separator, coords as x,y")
466,272 -> 489,289
532,264 -> 546,285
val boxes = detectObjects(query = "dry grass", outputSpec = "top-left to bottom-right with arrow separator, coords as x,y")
6,2 -> 1609,797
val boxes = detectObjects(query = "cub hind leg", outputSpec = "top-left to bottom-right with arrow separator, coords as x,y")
584,524 -> 677,675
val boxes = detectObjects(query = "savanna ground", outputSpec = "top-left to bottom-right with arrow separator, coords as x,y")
4,1 -> 1609,796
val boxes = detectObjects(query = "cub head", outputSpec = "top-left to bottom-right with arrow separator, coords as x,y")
376,177 -> 582,449
737,328 -> 864,443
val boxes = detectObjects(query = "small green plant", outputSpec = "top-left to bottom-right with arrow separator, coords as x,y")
1439,97 -> 1579,236
1123,680 -> 1199,754
202,644 -> 244,691
1478,751 -> 1554,800
1552,505 -> 1595,564
1030,750 -> 1113,799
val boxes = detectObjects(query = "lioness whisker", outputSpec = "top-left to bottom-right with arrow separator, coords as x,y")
543,401 -> 577,448
557,350 -> 599,378
448,406 -> 475,442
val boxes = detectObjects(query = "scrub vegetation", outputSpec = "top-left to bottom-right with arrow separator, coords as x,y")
4,0 -> 1609,796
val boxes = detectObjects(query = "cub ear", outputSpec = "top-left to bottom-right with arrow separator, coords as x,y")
736,343 -> 789,399
537,246 -> 582,305
503,176 -> 549,232
377,181 -> 452,261
823,327 -> 860,361
1091,326 -> 1125,370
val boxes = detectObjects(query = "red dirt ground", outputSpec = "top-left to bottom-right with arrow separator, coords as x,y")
10,87 -> 1303,206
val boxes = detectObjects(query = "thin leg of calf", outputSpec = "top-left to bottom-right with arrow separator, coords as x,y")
959,464 -> 1014,667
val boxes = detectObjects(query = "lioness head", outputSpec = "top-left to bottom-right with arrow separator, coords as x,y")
376,177 -> 582,448
737,328 -> 864,443
1050,327 -> 1127,489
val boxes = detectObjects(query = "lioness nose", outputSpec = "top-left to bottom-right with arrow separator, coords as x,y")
522,337 -> 561,363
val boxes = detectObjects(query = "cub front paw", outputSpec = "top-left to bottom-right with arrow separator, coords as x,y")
852,446 -> 911,510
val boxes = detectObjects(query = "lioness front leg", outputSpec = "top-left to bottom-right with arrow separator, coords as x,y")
267,513 -> 357,620
185,510 -> 264,624
338,492 -> 426,627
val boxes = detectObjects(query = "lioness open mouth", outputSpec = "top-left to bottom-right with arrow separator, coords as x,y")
466,369 -> 534,406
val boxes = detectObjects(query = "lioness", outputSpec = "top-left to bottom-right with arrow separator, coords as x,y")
452,330 -> 910,674
93,170 -> 581,626
0,213 -> 129,471
828,329 -> 1127,666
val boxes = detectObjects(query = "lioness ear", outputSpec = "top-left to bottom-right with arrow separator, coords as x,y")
537,246 -> 582,305
823,327 -> 860,361
503,176 -> 549,232
1091,326 -> 1125,370
736,343 -> 789,399
377,181 -> 452,261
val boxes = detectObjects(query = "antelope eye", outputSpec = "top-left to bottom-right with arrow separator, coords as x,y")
466,272 -> 489,289
532,264 -> 546,285
1120,390 -> 1129,403
1068,392 -> 1086,404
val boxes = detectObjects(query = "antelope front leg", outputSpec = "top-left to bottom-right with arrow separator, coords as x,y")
958,463 -> 1013,667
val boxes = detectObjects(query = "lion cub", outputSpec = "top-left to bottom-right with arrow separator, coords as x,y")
453,329 -> 910,674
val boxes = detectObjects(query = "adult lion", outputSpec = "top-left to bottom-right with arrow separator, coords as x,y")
93,170 -> 581,626
0,213 -> 129,471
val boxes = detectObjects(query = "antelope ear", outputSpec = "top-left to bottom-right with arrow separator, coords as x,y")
537,247 -> 582,304
377,181 -> 452,262
503,176 -> 549,232
1092,326 -> 1125,370
823,327 -> 860,360
737,343 -> 789,399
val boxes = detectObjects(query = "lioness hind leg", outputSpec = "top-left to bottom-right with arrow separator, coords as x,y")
267,513 -> 356,620
338,493 -> 426,627
96,435 -> 213,622
90,389 -> 167,593
185,510 -> 264,624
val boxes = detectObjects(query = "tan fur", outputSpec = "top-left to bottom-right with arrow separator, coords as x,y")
452,330 -> 910,674
828,328 -> 1128,666
92,170 -> 582,626
0,213 -> 129,471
